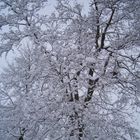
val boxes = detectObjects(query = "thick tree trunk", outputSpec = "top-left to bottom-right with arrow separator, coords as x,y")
69,68 -> 99,140
69,71 -> 85,140
19,136 -> 23,140
78,117 -> 84,140
70,109 -> 84,140
84,68 -> 99,106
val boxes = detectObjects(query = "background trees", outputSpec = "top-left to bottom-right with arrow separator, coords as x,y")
0,0 -> 140,140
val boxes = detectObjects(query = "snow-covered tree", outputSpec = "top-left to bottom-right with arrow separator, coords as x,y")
0,0 -> 140,140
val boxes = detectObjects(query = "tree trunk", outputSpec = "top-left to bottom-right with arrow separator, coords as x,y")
19,136 -> 23,140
